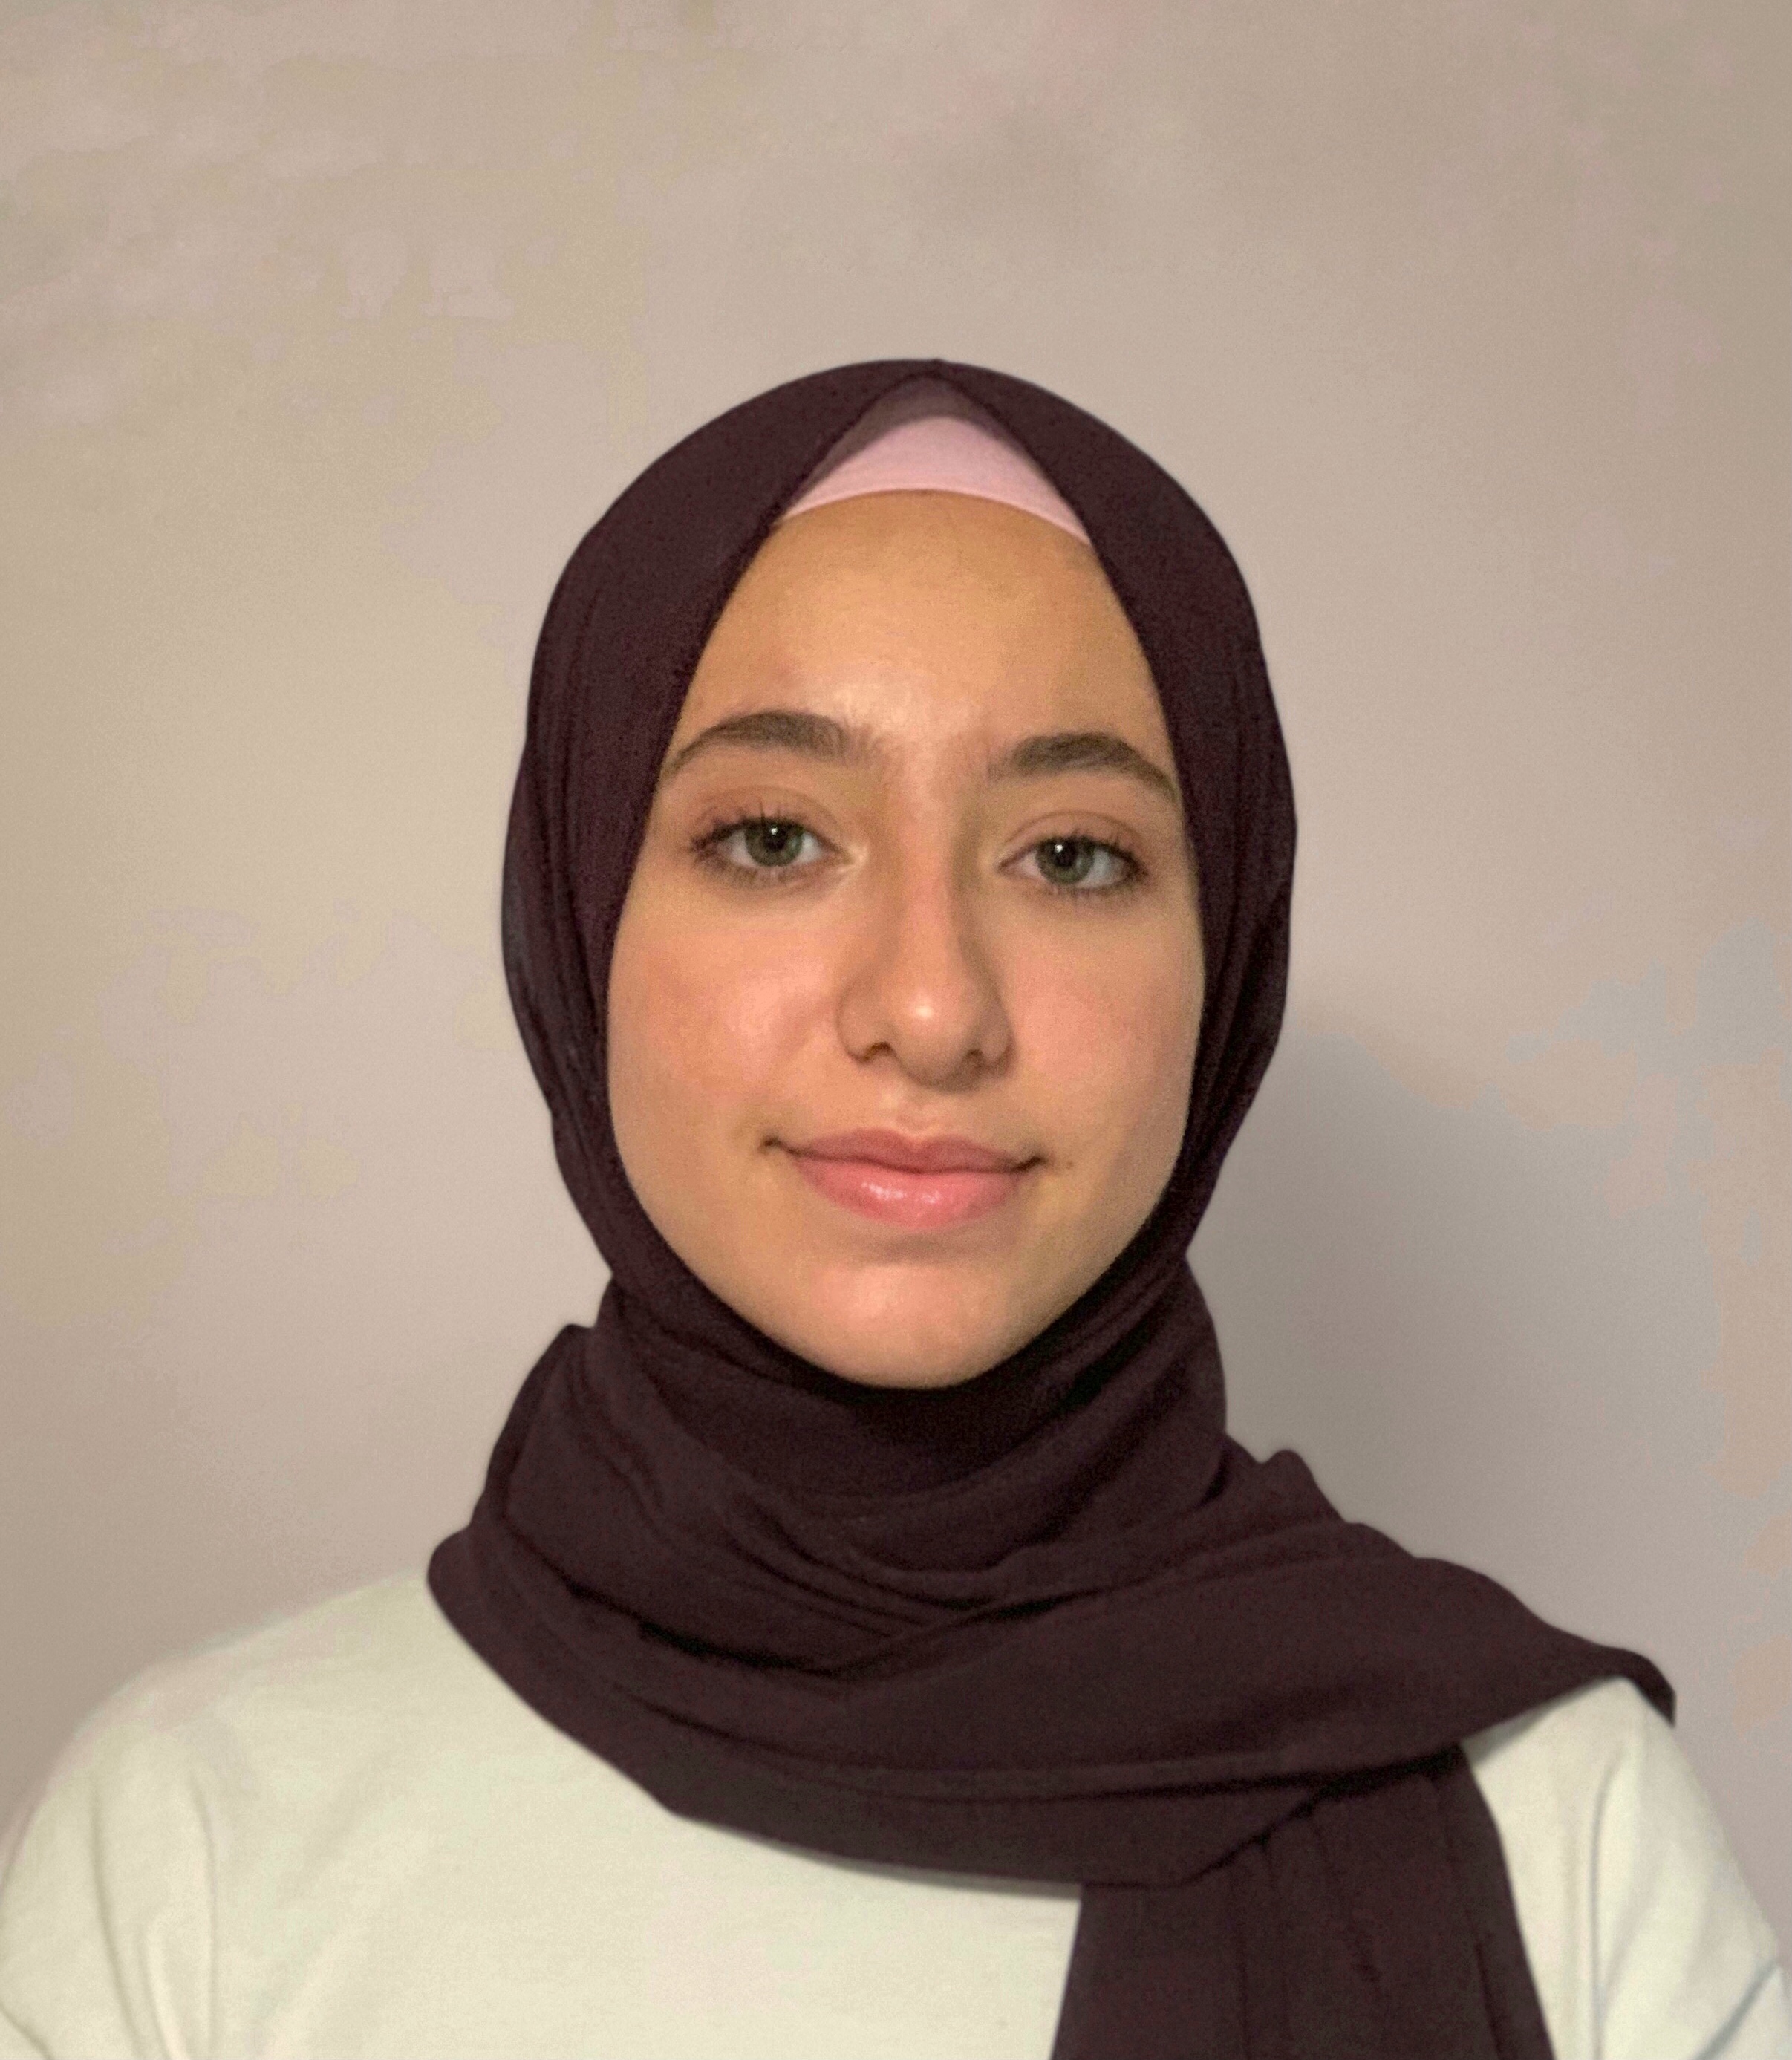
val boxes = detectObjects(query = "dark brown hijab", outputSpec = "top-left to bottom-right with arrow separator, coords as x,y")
430,358 -> 1670,2059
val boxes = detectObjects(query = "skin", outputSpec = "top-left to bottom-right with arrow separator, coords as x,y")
607,489 -> 1205,1389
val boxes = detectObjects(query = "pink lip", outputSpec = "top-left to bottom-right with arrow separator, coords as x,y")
783,1129 -> 1037,1229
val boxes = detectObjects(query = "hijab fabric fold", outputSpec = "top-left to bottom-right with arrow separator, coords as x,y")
430,357 -> 1671,2059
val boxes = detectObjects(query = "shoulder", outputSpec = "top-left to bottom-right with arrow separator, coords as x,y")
4,1574 -> 466,1834
0,1572 -> 516,2056
1465,1675 -> 1791,2060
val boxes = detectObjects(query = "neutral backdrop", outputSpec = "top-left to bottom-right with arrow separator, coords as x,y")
3,0 -> 1788,1949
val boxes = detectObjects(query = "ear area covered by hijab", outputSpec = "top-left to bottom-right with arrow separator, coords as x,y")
432,359 -> 1669,2060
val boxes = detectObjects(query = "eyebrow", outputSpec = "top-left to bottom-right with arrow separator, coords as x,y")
658,708 -> 1180,808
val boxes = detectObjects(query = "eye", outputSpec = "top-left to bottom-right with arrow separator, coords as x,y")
1015,835 -> 1141,895
694,814 -> 828,880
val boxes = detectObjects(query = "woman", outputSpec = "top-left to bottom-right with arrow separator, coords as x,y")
0,361 -> 1784,2058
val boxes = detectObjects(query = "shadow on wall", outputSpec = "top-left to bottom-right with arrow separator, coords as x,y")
1192,922 -> 1789,1937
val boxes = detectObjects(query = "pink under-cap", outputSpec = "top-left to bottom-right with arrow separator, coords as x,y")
778,379 -> 1091,544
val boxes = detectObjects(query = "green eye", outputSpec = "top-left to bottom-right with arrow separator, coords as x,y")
1026,836 -> 1136,893
738,818 -> 809,867
1035,837 -> 1098,887
694,815 -> 826,881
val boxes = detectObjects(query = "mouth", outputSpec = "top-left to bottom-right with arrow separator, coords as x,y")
778,1128 -> 1039,1231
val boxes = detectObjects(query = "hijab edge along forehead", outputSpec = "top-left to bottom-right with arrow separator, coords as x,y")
508,356 -> 1297,1372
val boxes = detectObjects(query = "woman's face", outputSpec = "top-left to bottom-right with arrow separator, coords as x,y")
607,491 -> 1203,1388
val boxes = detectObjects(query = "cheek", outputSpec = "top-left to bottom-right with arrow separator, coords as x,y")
1009,930 -> 1201,1168
609,894 -> 833,1145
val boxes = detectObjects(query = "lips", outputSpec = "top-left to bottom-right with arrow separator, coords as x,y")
782,1128 -> 1037,1229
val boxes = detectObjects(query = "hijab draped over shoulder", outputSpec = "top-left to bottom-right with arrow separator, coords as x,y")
430,358 -> 1670,2060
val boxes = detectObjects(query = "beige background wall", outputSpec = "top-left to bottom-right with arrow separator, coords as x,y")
3,0 -> 1788,1946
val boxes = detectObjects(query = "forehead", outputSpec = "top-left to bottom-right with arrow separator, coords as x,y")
675,490 -> 1167,749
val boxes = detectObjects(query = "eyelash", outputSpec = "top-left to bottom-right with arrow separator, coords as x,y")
688,813 -> 1147,898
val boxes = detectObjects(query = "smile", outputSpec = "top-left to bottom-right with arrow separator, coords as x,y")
781,1130 -> 1037,1230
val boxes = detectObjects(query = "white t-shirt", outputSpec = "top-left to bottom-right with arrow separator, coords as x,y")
0,1573 -> 1785,2059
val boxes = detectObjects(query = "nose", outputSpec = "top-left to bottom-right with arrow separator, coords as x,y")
835,847 -> 1013,1088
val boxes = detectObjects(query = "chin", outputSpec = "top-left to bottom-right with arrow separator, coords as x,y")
738,1230 -> 1112,1389
811,1349 -> 995,1392
768,1284 -> 1035,1391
